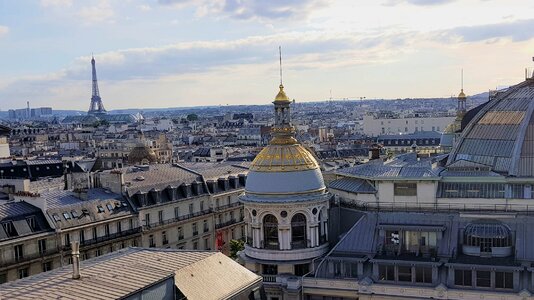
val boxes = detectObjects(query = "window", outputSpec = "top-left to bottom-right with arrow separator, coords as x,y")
294,263 -> 309,276
216,199 -> 220,208
263,264 -> 278,275
14,244 -> 23,261
379,265 -> 395,281
52,214 -> 61,222
64,233 -> 70,246
394,183 -> 417,196
97,206 -> 105,213
455,269 -> 472,286
63,212 -> 71,220
415,267 -> 432,283
192,223 -> 198,235
204,237 -> 210,250
92,227 -> 97,239
162,231 -> 168,245
476,270 -> 491,287
38,239 -> 47,254
495,271 -> 513,289
42,261 -> 53,272
95,249 -> 102,257
263,214 -> 279,249
145,213 -> 150,226
117,221 -> 122,233
397,266 -> 412,282
106,204 -> 113,211
193,240 -> 198,250
105,224 -> 110,236
203,220 -> 209,232
178,227 -> 184,240
129,219 -> 133,230
158,210 -> 163,223
18,268 -> 29,279
0,273 -> 6,284
26,217 -> 36,231
189,203 -> 194,214
149,235 -> 155,247
200,201 -> 204,211
71,211 -> 79,218
2,221 -> 17,237
174,207 -> 180,219
80,230 -> 85,242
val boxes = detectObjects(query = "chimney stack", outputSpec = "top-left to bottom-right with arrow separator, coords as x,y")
71,241 -> 81,279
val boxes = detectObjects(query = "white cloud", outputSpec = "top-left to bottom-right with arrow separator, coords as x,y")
0,26 -> 8,38
77,0 -> 115,24
40,0 -> 73,7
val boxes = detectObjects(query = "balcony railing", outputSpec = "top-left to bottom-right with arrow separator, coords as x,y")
215,217 -> 244,230
1,249 -> 60,267
143,209 -> 213,230
262,274 -> 277,283
215,202 -> 242,211
291,240 -> 308,249
63,227 -> 141,251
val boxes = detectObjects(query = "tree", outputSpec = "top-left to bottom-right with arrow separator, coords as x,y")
186,113 -> 198,121
229,239 -> 245,259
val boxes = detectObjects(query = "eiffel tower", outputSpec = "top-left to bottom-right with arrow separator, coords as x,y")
88,55 -> 107,116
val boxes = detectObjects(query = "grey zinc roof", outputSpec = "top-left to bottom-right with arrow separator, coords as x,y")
0,201 -> 40,220
179,162 -> 249,180
337,163 -> 438,180
0,248 -> 260,300
121,164 -> 202,195
41,188 -> 132,229
448,79 -> 534,176
328,177 -> 376,193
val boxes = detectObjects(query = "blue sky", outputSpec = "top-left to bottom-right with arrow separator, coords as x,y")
1,0 -> 534,110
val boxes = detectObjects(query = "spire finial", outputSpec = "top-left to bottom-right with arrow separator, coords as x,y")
279,46 -> 283,86
461,68 -> 464,91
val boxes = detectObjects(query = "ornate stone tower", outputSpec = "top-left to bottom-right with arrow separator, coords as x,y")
239,58 -> 330,300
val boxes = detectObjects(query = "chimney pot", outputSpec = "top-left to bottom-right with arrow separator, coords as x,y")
71,241 -> 81,279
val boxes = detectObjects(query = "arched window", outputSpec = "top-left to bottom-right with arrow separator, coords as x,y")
263,214 -> 279,249
291,213 -> 307,249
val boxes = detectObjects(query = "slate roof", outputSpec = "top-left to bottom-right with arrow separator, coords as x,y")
0,201 -> 52,241
179,162 -> 249,181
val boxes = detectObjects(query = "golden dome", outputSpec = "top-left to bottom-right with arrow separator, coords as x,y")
128,143 -> 158,165
250,143 -> 319,172
458,89 -> 466,99
274,84 -> 290,102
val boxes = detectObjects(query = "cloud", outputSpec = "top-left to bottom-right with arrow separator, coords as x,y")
40,0 -> 72,7
442,19 -> 534,42
383,0 -> 455,6
0,26 -> 8,38
159,0 -> 328,21
77,0 -> 115,24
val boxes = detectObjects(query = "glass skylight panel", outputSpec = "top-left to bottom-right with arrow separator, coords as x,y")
97,206 -> 105,213
63,212 -> 71,220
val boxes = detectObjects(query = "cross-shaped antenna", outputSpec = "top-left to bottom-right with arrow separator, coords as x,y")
279,46 -> 283,85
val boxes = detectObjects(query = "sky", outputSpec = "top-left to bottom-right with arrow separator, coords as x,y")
1,0 -> 534,110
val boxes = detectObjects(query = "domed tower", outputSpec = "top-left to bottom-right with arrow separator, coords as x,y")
128,134 -> 158,165
240,81 -> 330,299
441,70 -> 468,151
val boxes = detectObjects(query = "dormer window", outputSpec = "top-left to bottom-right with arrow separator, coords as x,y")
106,204 -> 113,211
71,211 -> 79,218
52,214 -> 61,222
63,212 -> 71,220
97,206 -> 105,213
463,220 -> 512,257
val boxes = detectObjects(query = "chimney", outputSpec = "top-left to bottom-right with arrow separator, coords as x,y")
71,241 -> 81,279
368,146 -> 380,160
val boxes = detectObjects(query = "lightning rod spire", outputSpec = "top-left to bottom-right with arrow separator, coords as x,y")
279,46 -> 283,86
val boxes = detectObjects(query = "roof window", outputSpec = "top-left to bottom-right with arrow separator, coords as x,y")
63,212 -> 71,220
52,214 -> 61,222
97,206 -> 105,213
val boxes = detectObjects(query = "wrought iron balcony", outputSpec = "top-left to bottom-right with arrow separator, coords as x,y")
1,249 -> 60,267
215,217 -> 244,230
62,227 -> 141,251
143,209 -> 213,230
215,202 -> 242,211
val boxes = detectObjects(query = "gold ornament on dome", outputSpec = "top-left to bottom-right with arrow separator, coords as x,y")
274,84 -> 291,102
250,143 -> 320,172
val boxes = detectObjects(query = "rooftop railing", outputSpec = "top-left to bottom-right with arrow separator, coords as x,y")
63,227 -> 141,251
340,199 -> 534,215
